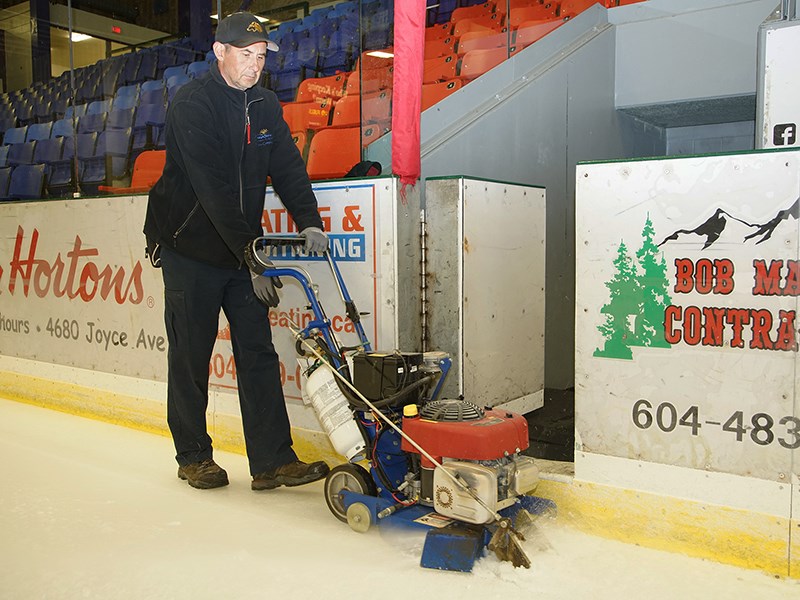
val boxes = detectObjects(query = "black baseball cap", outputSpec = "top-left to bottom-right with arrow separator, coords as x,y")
215,12 -> 279,52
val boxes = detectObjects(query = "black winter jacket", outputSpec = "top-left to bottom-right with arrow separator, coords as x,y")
144,64 -> 323,269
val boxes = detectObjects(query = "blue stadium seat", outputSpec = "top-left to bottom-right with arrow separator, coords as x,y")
3,126 -> 28,146
77,112 -> 107,134
0,145 -> 8,167
64,103 -> 88,120
33,136 -> 63,166
0,116 -> 17,137
0,166 -> 11,199
114,84 -> 141,107
51,118 -> 75,138
100,71 -> 121,100
25,122 -> 52,142
47,131 -> 97,197
14,102 -> 35,126
33,99 -> 53,124
166,73 -> 191,101
162,64 -> 187,83
139,80 -> 166,106
87,99 -> 112,115
7,141 -> 36,167
134,52 -> 159,84
187,61 -> 210,79
120,53 -> 143,86
131,102 -> 167,159
50,96 -> 69,120
319,49 -> 354,77
6,163 -> 46,200
80,128 -> 132,192
107,107 -> 136,131
156,45 -> 178,74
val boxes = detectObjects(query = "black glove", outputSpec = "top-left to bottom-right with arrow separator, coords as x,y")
243,240 -> 283,308
300,227 -> 329,254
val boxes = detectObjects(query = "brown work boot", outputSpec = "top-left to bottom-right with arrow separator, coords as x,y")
177,459 -> 229,489
252,460 -> 330,490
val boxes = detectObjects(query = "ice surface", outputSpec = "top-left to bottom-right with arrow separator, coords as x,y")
0,398 -> 797,600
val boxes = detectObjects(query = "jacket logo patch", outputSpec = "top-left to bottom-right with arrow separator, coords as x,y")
247,21 -> 263,33
256,128 -> 273,146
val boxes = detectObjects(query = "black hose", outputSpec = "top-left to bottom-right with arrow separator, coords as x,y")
336,374 -> 435,411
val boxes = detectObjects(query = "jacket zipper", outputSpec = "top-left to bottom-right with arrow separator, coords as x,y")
240,95 -> 264,214
173,202 -> 200,246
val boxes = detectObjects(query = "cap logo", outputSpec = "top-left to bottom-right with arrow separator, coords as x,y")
246,21 -> 263,33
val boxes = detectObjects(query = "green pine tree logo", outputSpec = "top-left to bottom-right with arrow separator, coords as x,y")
594,215 -> 673,359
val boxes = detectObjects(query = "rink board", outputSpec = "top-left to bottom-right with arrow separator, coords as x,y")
0,177 -> 419,461
575,148 -> 800,577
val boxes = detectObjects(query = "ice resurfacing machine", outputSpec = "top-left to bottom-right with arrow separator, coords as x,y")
252,236 -> 554,572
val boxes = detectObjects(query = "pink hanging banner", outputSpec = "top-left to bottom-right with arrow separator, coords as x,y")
391,0 -> 426,190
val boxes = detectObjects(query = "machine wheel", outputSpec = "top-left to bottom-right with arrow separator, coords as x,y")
346,502 -> 372,533
324,463 -> 377,523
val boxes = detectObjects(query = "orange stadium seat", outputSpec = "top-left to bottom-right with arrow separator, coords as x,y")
508,5 -> 560,29
560,0 -> 604,18
361,123 -> 389,148
423,54 -> 458,84
295,74 -> 347,103
452,14 -> 505,38
457,30 -> 509,56
422,79 -> 463,111
424,37 -> 458,59
513,18 -> 564,49
425,23 -> 454,42
330,95 -> 361,127
306,127 -> 361,180
282,99 -> 333,132
450,3 -> 495,22
345,66 -> 394,95
361,90 -> 391,124
459,47 -> 510,81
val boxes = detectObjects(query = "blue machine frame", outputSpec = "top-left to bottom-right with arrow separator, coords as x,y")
255,236 -> 555,572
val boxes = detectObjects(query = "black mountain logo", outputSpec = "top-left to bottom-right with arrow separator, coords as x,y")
658,198 -> 800,249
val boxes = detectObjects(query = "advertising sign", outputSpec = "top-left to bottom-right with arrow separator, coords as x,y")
575,150 -> 800,482
0,197 -> 166,380
209,179 -> 417,406
0,179 -> 416,413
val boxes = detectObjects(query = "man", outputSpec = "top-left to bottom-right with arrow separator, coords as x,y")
144,12 -> 330,491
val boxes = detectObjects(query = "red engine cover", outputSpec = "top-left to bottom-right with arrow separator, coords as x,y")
401,409 -> 529,467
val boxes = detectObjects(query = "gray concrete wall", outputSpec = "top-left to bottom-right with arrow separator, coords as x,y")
611,0 -> 779,108
369,7 -> 623,390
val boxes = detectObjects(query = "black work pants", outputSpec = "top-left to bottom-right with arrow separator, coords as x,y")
160,246 -> 297,476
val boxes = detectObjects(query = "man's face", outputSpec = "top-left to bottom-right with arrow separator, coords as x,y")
214,41 -> 267,91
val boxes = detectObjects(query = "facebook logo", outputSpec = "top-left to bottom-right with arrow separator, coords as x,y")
773,123 -> 797,146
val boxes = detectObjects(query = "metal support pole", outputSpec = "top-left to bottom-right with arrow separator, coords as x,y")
780,0 -> 798,20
